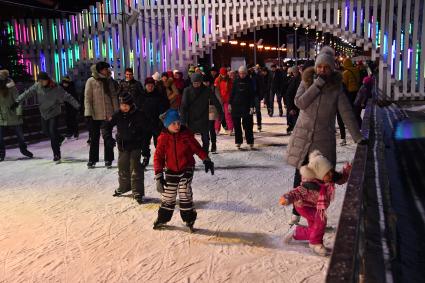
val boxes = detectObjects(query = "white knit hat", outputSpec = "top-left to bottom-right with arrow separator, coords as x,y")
300,150 -> 333,180
315,46 -> 336,71
238,65 -> 248,73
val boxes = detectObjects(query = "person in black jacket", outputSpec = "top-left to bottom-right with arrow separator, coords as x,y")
181,73 -> 223,153
268,64 -> 284,117
60,76 -> 80,139
229,66 -> 255,149
104,92 -> 151,204
139,77 -> 170,165
284,66 -> 302,135
118,68 -> 145,108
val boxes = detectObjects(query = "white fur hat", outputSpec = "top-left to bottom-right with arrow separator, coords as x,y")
238,65 -> 248,73
300,150 -> 333,180
152,72 -> 161,81
315,46 -> 336,71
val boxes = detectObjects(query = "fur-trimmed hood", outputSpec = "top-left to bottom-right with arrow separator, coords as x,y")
90,64 -> 108,80
302,66 -> 342,89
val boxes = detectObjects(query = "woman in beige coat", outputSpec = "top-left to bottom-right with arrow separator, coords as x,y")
285,46 -> 365,224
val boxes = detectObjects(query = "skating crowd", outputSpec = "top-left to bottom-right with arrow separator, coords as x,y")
0,46 -> 373,255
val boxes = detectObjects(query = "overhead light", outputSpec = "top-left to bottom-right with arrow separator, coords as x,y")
271,47 -> 277,50
230,40 -> 238,45
265,46 -> 271,50
249,43 -> 255,47
240,42 -> 247,46
257,45 -> 264,49
220,39 -> 226,43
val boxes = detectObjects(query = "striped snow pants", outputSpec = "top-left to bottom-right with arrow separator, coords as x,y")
157,168 -> 197,224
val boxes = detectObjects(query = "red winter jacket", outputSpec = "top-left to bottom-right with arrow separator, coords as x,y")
214,75 -> 233,103
154,127 -> 208,174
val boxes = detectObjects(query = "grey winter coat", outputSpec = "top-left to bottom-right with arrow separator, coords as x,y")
0,79 -> 23,126
286,67 -> 363,168
84,65 -> 119,121
17,81 -> 80,120
181,85 -> 223,133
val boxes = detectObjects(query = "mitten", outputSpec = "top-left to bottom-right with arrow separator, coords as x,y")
203,159 -> 215,175
155,172 -> 166,193
279,196 -> 288,206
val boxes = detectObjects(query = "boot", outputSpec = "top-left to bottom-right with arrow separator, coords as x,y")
211,143 -> 217,153
309,244 -> 328,256
19,146 -> 33,159
87,161 -> 96,169
105,161 -> 113,169
0,150 -> 5,162
153,218 -> 166,230
186,220 -> 195,233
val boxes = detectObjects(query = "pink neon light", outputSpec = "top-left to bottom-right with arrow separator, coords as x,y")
14,22 -> 20,42
182,16 -> 185,31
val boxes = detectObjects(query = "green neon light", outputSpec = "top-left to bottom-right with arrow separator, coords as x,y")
74,44 -> 80,61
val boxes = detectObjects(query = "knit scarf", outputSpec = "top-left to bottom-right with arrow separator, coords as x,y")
316,182 -> 336,220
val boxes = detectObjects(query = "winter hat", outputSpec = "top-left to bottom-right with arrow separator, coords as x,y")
152,72 -> 161,81
163,109 -> 181,128
95,61 -> 110,73
219,67 -> 227,76
37,72 -> 50,81
0,70 -> 9,80
119,92 -> 134,105
300,150 -> 333,180
173,69 -> 179,75
191,73 -> 203,83
238,65 -> 248,73
167,70 -> 174,78
161,72 -> 168,78
315,46 -> 336,71
302,60 -> 315,72
145,77 -> 155,86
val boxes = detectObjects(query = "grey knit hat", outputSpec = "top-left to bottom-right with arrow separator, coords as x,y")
191,73 -> 203,83
315,46 -> 336,71
238,65 -> 248,73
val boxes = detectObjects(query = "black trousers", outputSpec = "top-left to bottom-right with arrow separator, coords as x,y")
232,115 -> 254,145
254,96 -> 262,128
65,105 -> 79,137
117,149 -> 144,197
336,111 -> 346,140
287,111 -> 299,132
41,116 -> 62,157
157,168 -> 197,224
89,120 -> 114,163
144,131 -> 159,158
269,92 -> 283,114
0,125 -> 27,156
201,121 -> 217,152
292,156 -> 310,216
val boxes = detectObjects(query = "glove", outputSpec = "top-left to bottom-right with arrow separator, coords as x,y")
228,104 -> 232,113
249,107 -> 256,115
314,75 -> 326,88
155,173 -> 166,193
141,157 -> 149,167
358,138 -> 368,145
105,138 -> 116,148
203,158 -> 215,175
279,196 -> 288,206
10,102 -> 19,111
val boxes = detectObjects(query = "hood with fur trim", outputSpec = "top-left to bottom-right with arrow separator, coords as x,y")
302,66 -> 342,89
90,64 -> 108,80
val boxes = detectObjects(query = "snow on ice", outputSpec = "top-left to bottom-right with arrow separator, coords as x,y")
0,112 -> 356,282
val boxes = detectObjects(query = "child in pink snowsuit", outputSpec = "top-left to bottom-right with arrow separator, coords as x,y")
279,150 -> 352,256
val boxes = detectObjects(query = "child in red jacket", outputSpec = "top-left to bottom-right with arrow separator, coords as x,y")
279,151 -> 352,256
153,109 -> 214,232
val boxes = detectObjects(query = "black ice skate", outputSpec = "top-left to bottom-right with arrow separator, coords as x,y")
186,221 -> 196,233
153,219 -> 166,230
20,147 -> 33,159
53,155 -> 61,164
87,161 -> 96,169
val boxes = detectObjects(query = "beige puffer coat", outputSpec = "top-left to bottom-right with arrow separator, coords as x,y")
286,67 -> 363,168
84,65 -> 119,121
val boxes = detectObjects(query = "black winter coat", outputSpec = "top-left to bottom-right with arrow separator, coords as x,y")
268,70 -> 283,94
229,77 -> 255,117
181,85 -> 223,133
257,73 -> 270,101
285,75 -> 302,112
105,106 -> 151,152
118,79 -> 145,108
138,89 -> 170,134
